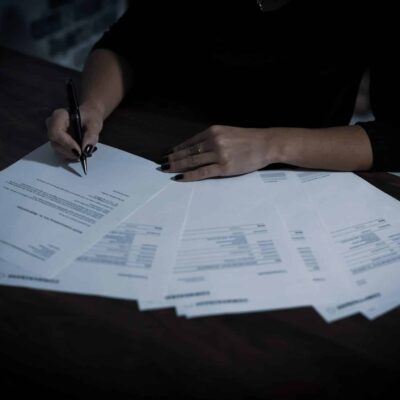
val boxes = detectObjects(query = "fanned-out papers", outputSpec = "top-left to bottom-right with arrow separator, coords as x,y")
1,143 -> 400,323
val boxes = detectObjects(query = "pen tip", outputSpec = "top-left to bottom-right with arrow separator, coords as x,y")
81,156 -> 87,176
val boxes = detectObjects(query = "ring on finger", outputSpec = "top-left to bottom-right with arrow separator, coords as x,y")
189,144 -> 202,155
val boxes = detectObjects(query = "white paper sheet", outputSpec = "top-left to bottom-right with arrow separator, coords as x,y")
171,171 -> 400,320
362,298 -> 399,320
2,151 -> 399,324
176,171 -> 354,318
0,183 -> 193,301
141,171 -> 316,317
299,172 -> 400,322
0,142 -> 170,277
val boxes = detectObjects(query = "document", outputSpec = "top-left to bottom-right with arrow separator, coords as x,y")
0,143 -> 170,277
142,172 -> 315,317
175,171 -> 400,320
362,298 -> 399,320
271,183 -> 354,304
0,183 -> 193,301
176,172 -> 354,318
299,172 -> 400,322
2,147 -> 399,324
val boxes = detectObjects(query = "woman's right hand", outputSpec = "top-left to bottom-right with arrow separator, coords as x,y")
46,101 -> 104,160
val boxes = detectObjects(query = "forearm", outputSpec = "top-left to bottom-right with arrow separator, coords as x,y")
80,48 -> 133,120
272,125 -> 373,171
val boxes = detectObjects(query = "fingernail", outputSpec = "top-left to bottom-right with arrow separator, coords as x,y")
84,144 -> 93,156
160,163 -> 170,171
92,146 -> 98,153
173,174 -> 184,181
71,149 -> 80,157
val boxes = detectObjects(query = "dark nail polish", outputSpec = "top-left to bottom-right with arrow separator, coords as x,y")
71,149 -> 80,157
84,144 -> 93,156
92,146 -> 98,153
173,174 -> 184,181
160,163 -> 170,171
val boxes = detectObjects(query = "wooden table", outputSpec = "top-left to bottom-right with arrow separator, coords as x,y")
1,47 -> 400,399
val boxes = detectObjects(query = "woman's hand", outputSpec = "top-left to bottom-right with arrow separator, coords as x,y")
162,125 -> 282,181
46,101 -> 104,160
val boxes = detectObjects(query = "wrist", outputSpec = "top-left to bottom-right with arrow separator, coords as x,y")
80,99 -> 106,121
261,128 -> 294,165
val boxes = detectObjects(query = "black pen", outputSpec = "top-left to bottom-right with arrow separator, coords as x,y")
66,79 -> 87,175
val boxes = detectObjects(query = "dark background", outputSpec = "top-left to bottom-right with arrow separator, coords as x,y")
0,0 -> 372,121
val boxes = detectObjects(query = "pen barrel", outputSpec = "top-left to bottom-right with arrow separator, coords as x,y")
70,111 -> 83,145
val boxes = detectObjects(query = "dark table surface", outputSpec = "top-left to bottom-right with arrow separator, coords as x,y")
1,47 -> 400,399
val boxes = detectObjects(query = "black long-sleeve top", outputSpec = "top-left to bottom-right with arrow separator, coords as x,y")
93,0 -> 400,170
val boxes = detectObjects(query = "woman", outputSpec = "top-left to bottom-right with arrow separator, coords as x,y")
46,0 -> 399,181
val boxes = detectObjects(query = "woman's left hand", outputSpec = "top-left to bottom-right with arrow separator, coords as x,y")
161,125 -> 282,181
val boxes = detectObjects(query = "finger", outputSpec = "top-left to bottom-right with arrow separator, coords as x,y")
47,109 -> 81,154
168,140 -> 210,162
172,129 -> 210,152
51,142 -> 80,161
52,133 -> 81,157
46,109 -> 69,139
173,164 -> 222,182
81,119 -> 101,156
166,152 -> 217,173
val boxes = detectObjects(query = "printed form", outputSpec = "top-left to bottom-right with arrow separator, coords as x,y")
177,171 -> 355,318
2,147 -> 400,323
0,183 -> 193,301
298,172 -> 400,321
0,143 -> 170,277
141,172 -> 315,315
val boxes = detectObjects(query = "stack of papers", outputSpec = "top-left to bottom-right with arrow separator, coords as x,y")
1,143 -> 400,322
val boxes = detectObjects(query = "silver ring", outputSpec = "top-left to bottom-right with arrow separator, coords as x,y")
190,144 -> 201,155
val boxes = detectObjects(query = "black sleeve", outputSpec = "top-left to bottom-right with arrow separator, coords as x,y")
357,6 -> 400,171
92,8 -> 135,63
91,3 -> 165,75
